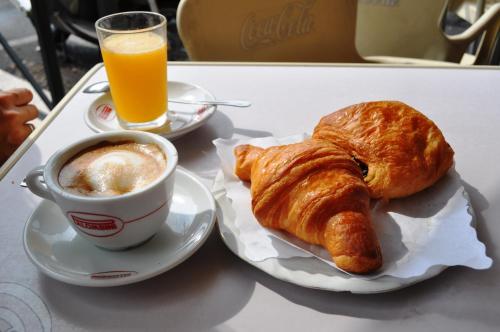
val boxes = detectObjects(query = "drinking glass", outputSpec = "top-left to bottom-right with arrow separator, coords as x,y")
96,11 -> 168,130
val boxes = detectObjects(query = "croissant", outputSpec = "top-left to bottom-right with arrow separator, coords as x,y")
313,101 -> 454,199
234,139 -> 382,274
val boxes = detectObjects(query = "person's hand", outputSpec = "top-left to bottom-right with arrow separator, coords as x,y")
0,88 -> 39,165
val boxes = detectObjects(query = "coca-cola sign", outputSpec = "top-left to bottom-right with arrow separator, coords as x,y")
240,0 -> 316,50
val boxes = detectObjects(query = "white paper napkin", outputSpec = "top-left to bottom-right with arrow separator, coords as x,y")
213,135 -> 492,279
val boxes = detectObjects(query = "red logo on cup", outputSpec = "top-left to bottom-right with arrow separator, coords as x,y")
68,212 -> 124,237
67,201 -> 167,238
72,216 -> 117,230
95,104 -> 116,121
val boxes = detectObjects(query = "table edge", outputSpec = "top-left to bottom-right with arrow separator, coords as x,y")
168,60 -> 500,70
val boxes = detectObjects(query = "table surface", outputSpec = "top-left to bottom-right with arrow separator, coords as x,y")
1,62 -> 499,332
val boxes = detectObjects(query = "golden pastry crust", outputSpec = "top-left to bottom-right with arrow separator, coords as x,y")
234,139 -> 382,274
313,101 -> 454,199
234,144 -> 264,181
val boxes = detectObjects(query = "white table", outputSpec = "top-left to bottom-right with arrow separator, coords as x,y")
1,63 -> 499,332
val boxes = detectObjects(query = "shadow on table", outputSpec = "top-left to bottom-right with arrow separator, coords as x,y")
38,230 -> 255,332
173,111 -> 271,181
245,180 -> 500,328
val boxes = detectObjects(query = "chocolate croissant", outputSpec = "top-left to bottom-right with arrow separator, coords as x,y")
234,139 -> 382,274
313,101 -> 454,199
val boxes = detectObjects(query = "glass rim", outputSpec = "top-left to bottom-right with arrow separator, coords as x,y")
95,11 -> 166,34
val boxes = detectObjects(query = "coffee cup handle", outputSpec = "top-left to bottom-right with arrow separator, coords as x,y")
26,166 -> 55,202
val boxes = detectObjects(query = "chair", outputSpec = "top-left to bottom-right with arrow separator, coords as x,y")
176,0 -> 365,62
474,10 -> 500,64
356,0 -> 500,64
49,0 -> 166,46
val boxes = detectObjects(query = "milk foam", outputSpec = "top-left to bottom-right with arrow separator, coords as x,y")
86,151 -> 150,194
58,142 -> 166,197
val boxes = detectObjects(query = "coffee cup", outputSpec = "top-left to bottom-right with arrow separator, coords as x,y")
25,131 -> 178,250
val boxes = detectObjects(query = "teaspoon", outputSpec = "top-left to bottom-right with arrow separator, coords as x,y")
82,81 -> 251,108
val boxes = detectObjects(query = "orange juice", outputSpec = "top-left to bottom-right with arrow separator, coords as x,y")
101,32 -> 167,123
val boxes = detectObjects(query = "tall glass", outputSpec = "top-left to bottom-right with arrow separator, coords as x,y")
96,12 -> 168,130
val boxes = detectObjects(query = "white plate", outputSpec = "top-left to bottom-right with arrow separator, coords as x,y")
212,172 -> 447,294
84,81 -> 217,140
23,169 -> 216,287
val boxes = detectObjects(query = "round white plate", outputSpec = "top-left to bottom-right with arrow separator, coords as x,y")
85,81 -> 217,140
212,172 -> 446,294
23,168 -> 216,287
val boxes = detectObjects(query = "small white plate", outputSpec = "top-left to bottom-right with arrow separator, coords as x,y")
84,81 -> 217,140
23,168 -> 216,287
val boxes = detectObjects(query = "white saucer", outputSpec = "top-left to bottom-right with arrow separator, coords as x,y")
23,168 -> 216,287
84,81 -> 217,140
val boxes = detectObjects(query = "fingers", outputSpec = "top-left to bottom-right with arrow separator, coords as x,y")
7,123 -> 34,146
14,104 -> 38,123
1,105 -> 39,124
0,88 -> 33,108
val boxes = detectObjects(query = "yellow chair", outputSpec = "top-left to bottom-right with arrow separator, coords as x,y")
176,0 -> 365,62
356,0 -> 500,64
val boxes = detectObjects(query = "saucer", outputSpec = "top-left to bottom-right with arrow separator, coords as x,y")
84,81 -> 217,140
23,168 -> 216,287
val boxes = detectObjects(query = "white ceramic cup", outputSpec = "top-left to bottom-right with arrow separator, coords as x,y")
26,131 -> 178,250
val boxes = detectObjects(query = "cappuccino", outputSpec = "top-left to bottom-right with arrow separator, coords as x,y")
58,141 -> 167,197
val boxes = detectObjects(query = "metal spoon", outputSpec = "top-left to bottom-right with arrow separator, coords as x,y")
82,81 -> 251,108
